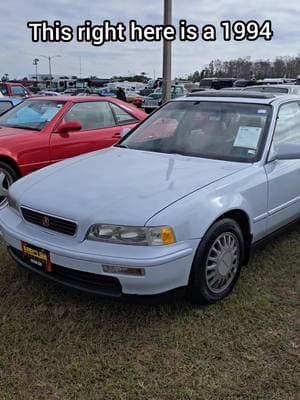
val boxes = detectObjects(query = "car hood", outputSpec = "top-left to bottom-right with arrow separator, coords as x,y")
0,126 -> 35,138
13,147 -> 250,227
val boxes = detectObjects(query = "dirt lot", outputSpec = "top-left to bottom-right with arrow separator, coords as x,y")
0,227 -> 299,400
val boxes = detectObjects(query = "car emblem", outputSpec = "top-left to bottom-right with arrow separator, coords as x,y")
42,216 -> 50,227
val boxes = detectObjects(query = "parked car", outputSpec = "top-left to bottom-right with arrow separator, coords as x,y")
126,90 -> 144,104
143,85 -> 186,113
242,84 -> 300,95
37,91 -> 61,96
260,78 -> 296,85
199,78 -> 237,90
0,96 -> 146,206
63,88 -> 85,96
233,79 -> 260,88
1,91 -> 299,304
92,88 -> 117,97
0,97 -> 22,116
0,82 -> 32,98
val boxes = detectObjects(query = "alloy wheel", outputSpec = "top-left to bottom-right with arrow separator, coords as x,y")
0,168 -> 14,207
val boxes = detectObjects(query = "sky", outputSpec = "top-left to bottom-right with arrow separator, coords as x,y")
0,0 -> 299,80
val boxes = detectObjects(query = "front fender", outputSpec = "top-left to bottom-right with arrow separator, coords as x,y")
146,165 -> 268,243
0,149 -> 20,173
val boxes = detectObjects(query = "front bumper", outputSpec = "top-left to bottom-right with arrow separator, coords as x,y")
0,207 -> 198,298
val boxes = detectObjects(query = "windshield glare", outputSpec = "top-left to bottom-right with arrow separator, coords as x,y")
0,100 -> 65,130
122,101 -> 272,162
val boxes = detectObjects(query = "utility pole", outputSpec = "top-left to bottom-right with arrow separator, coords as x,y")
39,54 -> 61,87
162,0 -> 172,104
48,56 -> 52,81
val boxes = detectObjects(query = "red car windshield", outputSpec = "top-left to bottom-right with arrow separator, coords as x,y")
0,100 -> 65,131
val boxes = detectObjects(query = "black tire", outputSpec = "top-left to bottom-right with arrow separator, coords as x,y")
0,161 -> 19,207
188,218 -> 245,305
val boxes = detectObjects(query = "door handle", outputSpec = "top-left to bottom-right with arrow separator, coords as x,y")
113,132 -> 121,138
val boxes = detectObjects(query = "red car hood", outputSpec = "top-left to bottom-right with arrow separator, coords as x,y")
0,126 -> 36,138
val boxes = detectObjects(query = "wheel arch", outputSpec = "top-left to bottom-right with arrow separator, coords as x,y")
213,209 -> 252,265
0,155 -> 21,178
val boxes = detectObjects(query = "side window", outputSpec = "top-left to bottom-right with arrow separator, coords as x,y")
0,101 -> 12,115
11,86 -> 26,97
272,102 -> 300,147
110,103 -> 138,125
64,101 -> 116,130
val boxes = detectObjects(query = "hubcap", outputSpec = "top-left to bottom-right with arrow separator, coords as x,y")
0,169 -> 14,207
205,232 -> 239,294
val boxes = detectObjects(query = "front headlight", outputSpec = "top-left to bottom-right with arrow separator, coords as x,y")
86,224 -> 176,246
7,191 -> 19,213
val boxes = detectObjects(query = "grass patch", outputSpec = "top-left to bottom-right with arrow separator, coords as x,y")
0,228 -> 299,400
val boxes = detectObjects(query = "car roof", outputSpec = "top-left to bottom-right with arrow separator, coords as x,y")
243,84 -> 296,89
178,90 -> 300,105
26,95 -> 113,102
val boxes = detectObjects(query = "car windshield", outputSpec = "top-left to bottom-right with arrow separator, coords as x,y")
0,100 -> 65,130
121,100 -> 272,162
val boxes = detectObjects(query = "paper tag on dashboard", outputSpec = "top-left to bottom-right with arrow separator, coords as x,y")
233,126 -> 262,149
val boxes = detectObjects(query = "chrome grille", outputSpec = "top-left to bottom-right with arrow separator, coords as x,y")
21,207 -> 77,236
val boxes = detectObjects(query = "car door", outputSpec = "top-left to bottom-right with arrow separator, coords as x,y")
49,100 -> 123,162
264,101 -> 300,232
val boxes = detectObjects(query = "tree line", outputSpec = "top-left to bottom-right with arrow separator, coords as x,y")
188,55 -> 300,81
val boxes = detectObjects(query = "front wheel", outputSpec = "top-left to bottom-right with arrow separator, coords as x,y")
0,161 -> 19,207
188,218 -> 244,304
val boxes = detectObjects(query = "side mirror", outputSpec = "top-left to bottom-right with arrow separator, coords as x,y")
57,120 -> 82,134
269,143 -> 300,161
121,127 -> 131,138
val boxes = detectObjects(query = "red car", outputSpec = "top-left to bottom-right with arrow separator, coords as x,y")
0,82 -> 32,98
0,96 -> 146,206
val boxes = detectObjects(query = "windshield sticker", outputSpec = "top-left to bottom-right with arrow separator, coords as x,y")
233,126 -> 262,149
248,149 -> 256,155
257,109 -> 267,114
